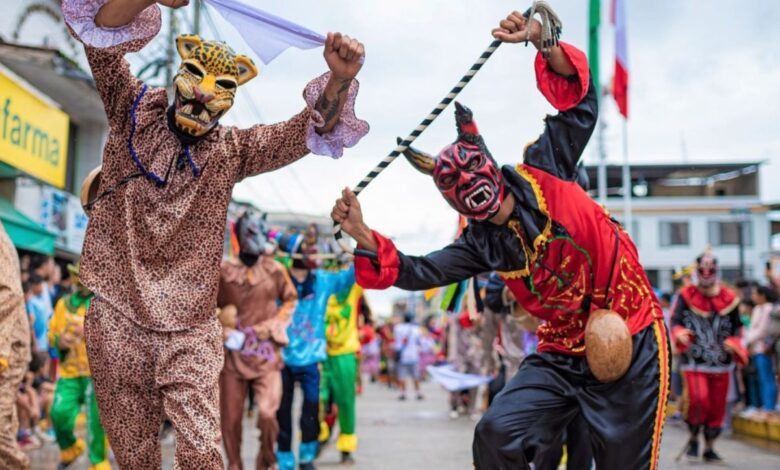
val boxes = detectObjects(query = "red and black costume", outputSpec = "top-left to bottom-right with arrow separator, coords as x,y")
355,43 -> 670,469
671,281 -> 743,452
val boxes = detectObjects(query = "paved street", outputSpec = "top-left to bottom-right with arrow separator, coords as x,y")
29,379 -> 780,469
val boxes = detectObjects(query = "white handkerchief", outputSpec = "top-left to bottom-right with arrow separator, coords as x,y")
224,330 -> 247,351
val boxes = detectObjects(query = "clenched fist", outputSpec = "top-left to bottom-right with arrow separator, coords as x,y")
331,187 -> 378,253
324,32 -> 365,81
491,11 -> 541,47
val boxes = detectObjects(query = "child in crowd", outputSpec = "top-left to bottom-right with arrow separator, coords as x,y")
394,313 -> 423,401
745,285 -> 779,415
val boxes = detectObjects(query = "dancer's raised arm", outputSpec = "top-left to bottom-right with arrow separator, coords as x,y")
493,11 -> 597,181
95,0 -> 186,28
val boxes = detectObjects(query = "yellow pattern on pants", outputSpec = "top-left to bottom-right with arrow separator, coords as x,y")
85,297 -> 224,469
0,365 -> 29,470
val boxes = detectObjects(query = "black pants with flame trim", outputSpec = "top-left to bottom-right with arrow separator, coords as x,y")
473,319 -> 670,470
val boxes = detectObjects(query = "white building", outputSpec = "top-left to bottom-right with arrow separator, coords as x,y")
585,162 -> 770,293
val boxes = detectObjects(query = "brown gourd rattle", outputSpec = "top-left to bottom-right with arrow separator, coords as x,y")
584,309 -> 632,383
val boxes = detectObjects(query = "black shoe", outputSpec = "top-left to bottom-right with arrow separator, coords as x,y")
341,452 -> 355,465
686,439 -> 699,461
299,462 -> 317,470
703,449 -> 724,463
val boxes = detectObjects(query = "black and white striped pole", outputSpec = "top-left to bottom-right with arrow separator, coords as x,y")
332,1 -> 562,259
333,39 -> 503,259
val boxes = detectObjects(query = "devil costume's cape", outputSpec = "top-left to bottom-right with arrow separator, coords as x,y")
355,43 -> 670,469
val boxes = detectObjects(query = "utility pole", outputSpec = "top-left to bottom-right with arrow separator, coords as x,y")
164,9 -> 178,89
193,0 -> 202,35
597,119 -> 607,204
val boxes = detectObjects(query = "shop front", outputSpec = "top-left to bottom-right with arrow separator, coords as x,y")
0,66 -> 70,256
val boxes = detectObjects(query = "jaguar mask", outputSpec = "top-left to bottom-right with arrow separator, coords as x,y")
173,35 -> 258,137
401,102 -> 505,221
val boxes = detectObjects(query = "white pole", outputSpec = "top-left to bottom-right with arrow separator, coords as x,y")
597,118 -> 607,205
621,119 -> 632,238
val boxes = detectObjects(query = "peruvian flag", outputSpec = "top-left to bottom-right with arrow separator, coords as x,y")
611,0 -> 629,118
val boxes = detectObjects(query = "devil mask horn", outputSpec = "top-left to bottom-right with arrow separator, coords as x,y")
398,137 -> 435,175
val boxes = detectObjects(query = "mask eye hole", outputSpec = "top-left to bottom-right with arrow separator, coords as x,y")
438,170 -> 459,189
184,63 -> 204,79
466,154 -> 482,171
217,79 -> 237,90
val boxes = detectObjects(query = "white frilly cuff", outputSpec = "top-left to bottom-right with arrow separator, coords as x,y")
62,0 -> 161,50
303,72 -> 369,158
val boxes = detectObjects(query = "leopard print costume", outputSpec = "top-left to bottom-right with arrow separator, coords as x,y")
0,224 -> 31,470
62,0 -> 367,468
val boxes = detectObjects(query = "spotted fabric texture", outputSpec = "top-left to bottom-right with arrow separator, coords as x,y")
86,297 -> 224,469
0,225 -> 30,368
0,226 -> 31,470
61,2 -> 367,467
62,0 -> 366,332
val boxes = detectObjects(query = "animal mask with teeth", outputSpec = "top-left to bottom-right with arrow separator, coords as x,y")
172,35 -> 258,137
402,102 -> 505,220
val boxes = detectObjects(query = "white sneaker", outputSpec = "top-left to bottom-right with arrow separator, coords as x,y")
739,407 -> 759,418
449,410 -> 459,419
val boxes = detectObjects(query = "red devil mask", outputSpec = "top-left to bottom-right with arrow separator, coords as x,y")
696,252 -> 719,288
402,102 -> 505,220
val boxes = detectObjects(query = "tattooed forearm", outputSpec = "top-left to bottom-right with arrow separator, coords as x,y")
315,77 -> 352,135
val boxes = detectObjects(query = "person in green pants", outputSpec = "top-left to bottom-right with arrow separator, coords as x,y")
48,264 -> 109,470
319,282 -> 364,464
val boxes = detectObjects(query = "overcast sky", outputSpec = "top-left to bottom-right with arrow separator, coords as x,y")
8,0 -> 780,314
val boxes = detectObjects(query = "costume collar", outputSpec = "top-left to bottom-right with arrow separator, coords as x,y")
472,164 -> 552,279
221,257 -> 273,286
679,284 -> 740,316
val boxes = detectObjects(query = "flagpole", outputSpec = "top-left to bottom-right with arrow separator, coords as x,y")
621,119 -> 632,238
597,118 -> 607,205
589,0 -> 607,205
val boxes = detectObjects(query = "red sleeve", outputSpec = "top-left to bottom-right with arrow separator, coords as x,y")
535,42 -> 590,111
724,336 -> 748,367
671,325 -> 692,353
355,231 -> 400,290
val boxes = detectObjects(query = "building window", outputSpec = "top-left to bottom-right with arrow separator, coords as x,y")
721,267 -> 752,284
708,220 -> 752,247
659,221 -> 689,247
644,269 -> 659,288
